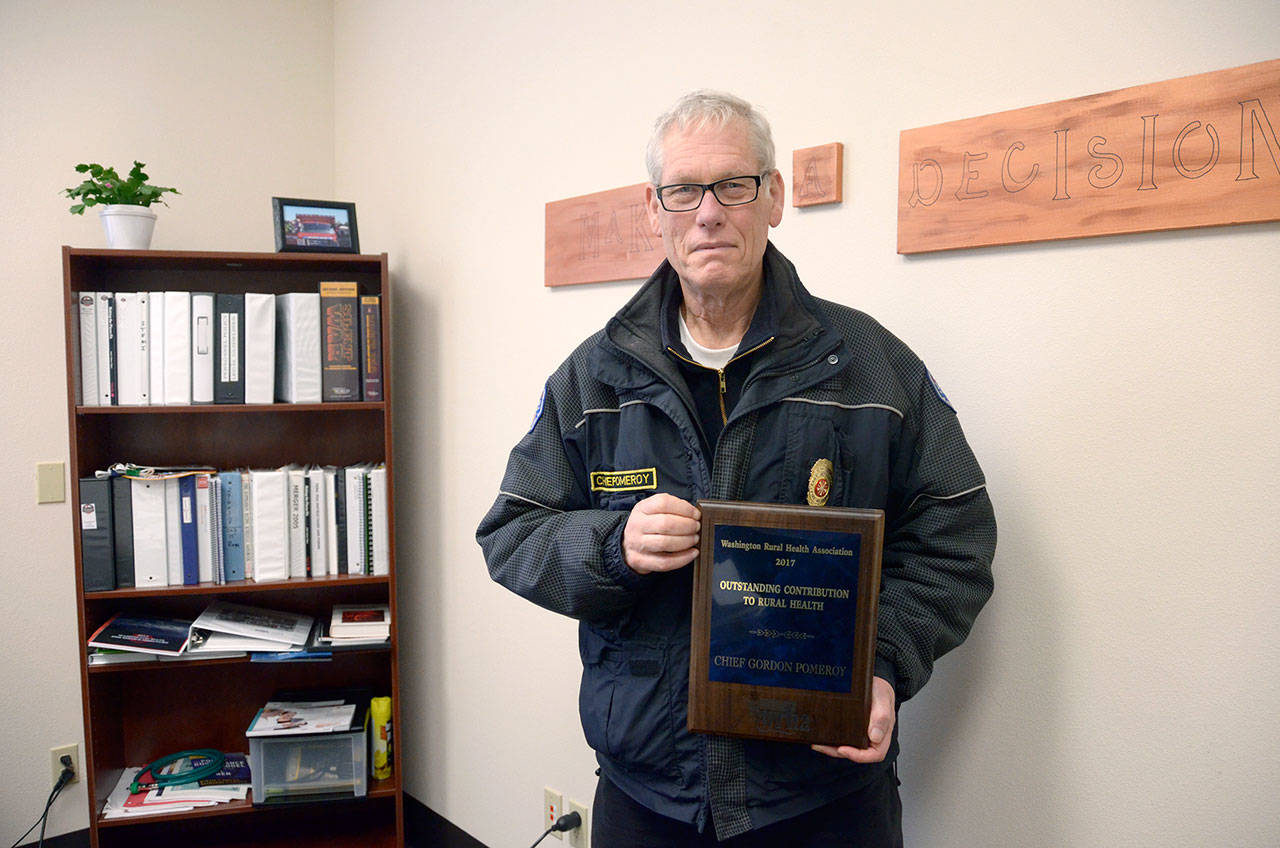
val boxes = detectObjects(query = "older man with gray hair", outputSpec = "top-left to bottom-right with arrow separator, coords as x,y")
479,90 -> 995,846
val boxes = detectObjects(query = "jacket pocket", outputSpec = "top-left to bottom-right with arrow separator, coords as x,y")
579,629 -> 680,778
779,407 -> 845,506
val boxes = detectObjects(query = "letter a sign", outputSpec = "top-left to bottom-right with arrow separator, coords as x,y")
897,59 -> 1280,253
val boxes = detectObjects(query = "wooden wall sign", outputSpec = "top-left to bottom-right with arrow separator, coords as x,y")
793,143 -> 843,207
897,58 -> 1280,253
545,183 -> 664,287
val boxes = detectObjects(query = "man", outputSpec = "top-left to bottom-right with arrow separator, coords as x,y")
477,91 -> 995,846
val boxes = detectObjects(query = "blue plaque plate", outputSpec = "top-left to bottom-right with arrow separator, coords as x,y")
709,524 -> 861,693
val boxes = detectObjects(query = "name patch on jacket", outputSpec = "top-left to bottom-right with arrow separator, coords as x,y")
590,468 -> 658,492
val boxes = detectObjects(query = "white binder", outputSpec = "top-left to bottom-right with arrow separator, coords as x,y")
345,463 -> 370,576
115,292 -> 147,406
77,293 -> 97,406
275,293 -> 322,403
249,468 -> 288,581
195,473 -> 214,583
308,466 -> 329,577
285,465 -> 307,578
131,477 -> 169,587
148,291 -> 165,406
191,293 -> 215,404
244,293 -> 276,404
163,291 -> 192,405
163,477 -> 183,586
368,464 -> 389,576
95,292 -> 113,405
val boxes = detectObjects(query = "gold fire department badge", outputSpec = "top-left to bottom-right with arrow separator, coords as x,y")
807,458 -> 834,506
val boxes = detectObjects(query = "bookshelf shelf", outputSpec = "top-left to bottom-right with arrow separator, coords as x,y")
85,572 -> 390,599
76,401 -> 387,415
62,247 -> 403,848
87,643 -> 392,675
95,778 -> 401,829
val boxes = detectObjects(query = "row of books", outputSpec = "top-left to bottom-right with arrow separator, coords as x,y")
87,601 -> 392,665
75,282 -> 382,406
79,463 -> 389,592
102,752 -> 251,818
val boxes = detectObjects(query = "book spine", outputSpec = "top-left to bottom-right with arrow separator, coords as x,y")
77,293 -> 98,406
191,293 -> 215,404
276,293 -> 322,403
287,468 -> 306,578
241,471 -> 255,581
345,465 -> 367,576
303,471 -> 313,577
110,476 -> 135,589
107,294 -> 117,405
243,293 -> 276,404
334,466 -> 348,575
148,291 -> 165,405
178,474 -> 199,585
360,295 -> 383,402
320,282 -> 360,402
195,473 -> 214,582
115,293 -> 145,405
370,465 -> 389,577
221,471 -> 245,582
79,478 -> 115,592
130,478 -> 169,587
163,291 -> 192,405
363,468 -> 374,575
214,293 -> 246,404
164,478 -> 183,586
210,476 -> 225,585
136,292 -> 151,405
308,467 -> 327,577
323,468 -> 338,576
94,292 -> 114,405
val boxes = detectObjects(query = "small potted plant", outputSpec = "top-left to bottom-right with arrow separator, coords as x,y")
62,161 -> 180,249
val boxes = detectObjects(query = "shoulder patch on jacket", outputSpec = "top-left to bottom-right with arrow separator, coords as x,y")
529,383 -> 547,433
927,369 -> 955,412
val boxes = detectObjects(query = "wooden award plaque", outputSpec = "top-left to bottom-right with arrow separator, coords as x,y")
689,500 -> 883,746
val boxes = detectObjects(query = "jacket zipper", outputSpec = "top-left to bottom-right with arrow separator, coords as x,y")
668,337 -> 775,425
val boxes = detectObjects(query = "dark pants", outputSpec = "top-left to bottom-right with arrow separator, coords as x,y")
591,768 -> 903,848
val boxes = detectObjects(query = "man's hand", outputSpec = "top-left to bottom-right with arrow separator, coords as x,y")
811,676 -> 895,763
623,493 -> 701,574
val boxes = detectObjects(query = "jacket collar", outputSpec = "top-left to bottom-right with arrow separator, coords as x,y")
595,242 -> 838,390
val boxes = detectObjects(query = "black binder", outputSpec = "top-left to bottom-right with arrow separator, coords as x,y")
79,478 -> 115,592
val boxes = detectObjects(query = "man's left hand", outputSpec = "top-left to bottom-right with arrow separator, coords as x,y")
811,676 -> 895,763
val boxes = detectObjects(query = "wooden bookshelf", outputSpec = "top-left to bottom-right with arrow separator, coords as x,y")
61,247 -> 403,848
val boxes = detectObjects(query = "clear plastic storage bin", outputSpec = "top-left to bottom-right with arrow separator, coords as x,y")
249,726 -> 368,804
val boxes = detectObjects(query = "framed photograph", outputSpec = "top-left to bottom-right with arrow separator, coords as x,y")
272,197 -> 360,254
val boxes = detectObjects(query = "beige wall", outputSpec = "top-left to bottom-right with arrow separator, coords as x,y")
334,1 -> 1278,846
3,0 -> 1277,844
0,0 -> 334,837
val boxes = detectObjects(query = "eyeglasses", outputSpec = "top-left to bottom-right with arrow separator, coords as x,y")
655,174 -> 764,212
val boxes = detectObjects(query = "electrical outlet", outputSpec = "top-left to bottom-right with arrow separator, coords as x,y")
567,798 -> 590,848
51,743 -> 79,787
544,786 -> 564,840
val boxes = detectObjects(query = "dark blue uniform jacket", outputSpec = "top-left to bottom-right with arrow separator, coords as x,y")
477,244 -> 996,837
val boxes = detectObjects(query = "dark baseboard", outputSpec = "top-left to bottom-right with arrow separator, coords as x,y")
22,797 -> 478,848
405,793 -> 489,848
19,829 -> 89,848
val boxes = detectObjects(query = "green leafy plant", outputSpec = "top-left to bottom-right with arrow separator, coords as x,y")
62,161 -> 180,214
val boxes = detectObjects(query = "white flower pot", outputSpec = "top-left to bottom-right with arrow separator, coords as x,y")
98,204 -> 157,249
